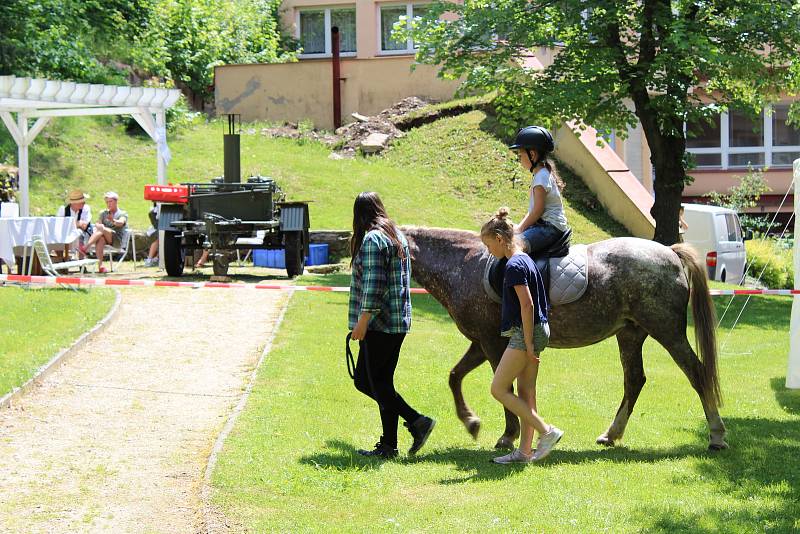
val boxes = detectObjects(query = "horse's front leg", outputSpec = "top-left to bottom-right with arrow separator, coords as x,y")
449,341 -> 486,439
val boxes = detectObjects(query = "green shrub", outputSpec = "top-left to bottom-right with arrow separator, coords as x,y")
0,166 -> 17,202
746,239 -> 795,289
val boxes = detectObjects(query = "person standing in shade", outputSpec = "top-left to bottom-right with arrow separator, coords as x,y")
349,191 -> 435,459
678,205 -> 689,243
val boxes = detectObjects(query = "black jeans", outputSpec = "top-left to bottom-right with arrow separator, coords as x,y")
354,331 -> 421,448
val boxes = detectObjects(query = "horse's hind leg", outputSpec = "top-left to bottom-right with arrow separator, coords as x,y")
653,334 -> 728,450
597,323 -> 648,447
449,342 -> 486,439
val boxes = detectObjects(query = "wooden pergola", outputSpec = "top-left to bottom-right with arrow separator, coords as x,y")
0,76 -> 181,216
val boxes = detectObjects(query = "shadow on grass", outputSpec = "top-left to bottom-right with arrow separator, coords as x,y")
635,416 -> 800,532
771,376 -> 800,415
158,271 -> 289,284
420,443 -> 706,484
304,416 -> 799,501
299,439 -> 398,472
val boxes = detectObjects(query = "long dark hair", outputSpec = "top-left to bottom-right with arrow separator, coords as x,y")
350,191 -> 407,265
537,158 -> 565,193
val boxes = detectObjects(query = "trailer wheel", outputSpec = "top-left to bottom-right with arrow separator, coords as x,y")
213,253 -> 230,276
285,231 -> 305,278
164,231 -> 185,277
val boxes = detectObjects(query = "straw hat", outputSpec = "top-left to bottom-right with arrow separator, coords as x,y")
67,189 -> 86,202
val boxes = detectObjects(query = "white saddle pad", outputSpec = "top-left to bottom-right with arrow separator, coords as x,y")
548,244 -> 588,306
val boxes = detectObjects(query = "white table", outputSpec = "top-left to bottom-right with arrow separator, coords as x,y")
0,216 -> 81,267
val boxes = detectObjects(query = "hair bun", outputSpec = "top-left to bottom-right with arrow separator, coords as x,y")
495,207 -> 510,219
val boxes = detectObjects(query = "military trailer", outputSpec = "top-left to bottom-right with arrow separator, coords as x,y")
145,115 -> 310,278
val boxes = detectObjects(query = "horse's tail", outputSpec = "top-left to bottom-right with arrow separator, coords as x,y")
671,243 -> 722,409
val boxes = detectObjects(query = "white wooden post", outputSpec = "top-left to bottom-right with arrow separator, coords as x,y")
17,114 -> 29,217
789,159 -> 800,389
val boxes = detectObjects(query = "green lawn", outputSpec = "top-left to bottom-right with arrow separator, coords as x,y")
209,276 -> 799,532
7,111 -> 625,244
0,286 -> 115,396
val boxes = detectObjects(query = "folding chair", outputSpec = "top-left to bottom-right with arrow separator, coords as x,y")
90,228 -> 136,272
30,235 -> 97,289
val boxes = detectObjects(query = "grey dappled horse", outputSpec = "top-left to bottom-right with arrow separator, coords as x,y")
403,227 -> 727,451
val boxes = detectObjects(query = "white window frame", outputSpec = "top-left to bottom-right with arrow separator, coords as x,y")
378,3 -> 427,55
296,7 -> 357,59
685,104 -> 800,170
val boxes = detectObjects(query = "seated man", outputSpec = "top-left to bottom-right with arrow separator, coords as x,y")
57,189 -> 93,258
81,191 -> 128,273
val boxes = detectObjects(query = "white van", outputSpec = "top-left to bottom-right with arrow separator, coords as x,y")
682,204 -> 748,284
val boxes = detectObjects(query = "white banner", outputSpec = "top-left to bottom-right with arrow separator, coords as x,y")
788,159 -> 800,389
155,126 -> 171,165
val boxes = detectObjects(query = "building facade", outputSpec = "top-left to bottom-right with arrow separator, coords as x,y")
215,0 -> 461,129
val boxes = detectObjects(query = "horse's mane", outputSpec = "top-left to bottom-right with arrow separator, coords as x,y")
401,225 -> 480,247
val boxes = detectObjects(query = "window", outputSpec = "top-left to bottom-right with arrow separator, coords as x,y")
772,104 -> 800,165
725,214 -> 742,242
299,11 -> 326,55
379,3 -> 428,54
685,104 -> 800,169
297,7 -> 356,57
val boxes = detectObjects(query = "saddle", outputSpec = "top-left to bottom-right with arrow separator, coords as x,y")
483,229 -> 589,306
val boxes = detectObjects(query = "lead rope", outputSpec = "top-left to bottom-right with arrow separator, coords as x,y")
346,332 -> 382,409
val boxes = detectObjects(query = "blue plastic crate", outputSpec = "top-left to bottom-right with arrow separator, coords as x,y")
253,243 -> 328,268
307,243 -> 329,266
252,248 -> 285,268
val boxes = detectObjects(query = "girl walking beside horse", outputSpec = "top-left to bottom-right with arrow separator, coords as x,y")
348,191 -> 436,459
481,208 -> 564,463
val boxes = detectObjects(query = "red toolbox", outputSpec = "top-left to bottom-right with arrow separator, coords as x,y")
144,184 -> 189,204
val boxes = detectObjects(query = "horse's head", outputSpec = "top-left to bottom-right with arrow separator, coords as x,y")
400,225 -> 423,261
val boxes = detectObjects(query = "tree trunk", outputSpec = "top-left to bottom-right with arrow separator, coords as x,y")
632,96 -> 685,245
650,154 -> 684,245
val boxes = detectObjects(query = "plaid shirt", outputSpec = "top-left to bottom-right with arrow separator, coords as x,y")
348,229 -> 412,333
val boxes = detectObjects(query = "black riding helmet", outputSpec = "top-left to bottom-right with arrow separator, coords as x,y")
509,126 -> 555,170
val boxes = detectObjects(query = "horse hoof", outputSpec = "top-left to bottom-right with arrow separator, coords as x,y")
466,418 -> 481,440
596,434 -> 616,447
708,441 -> 729,451
495,437 -> 515,450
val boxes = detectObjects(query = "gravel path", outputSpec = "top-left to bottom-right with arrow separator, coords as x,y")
0,287 -> 287,533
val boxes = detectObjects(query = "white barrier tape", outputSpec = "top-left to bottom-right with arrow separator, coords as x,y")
0,274 -> 797,296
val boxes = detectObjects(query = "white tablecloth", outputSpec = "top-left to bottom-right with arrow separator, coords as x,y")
0,217 -> 81,266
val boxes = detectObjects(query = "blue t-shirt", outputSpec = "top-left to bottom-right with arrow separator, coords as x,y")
501,253 -> 549,332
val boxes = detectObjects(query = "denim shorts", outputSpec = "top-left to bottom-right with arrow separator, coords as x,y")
521,222 -> 566,255
501,323 -> 550,354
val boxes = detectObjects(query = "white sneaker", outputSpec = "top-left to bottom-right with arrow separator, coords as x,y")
492,448 -> 533,464
532,426 -> 564,461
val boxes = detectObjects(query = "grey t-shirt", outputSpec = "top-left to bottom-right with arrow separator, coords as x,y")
529,168 -> 568,232
99,208 -> 128,240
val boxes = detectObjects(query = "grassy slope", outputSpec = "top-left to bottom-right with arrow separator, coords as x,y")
0,287 -> 115,396
6,112 -> 625,242
210,277 -> 798,532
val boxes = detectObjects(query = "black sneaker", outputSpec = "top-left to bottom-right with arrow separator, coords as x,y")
357,441 -> 399,459
405,415 -> 436,455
